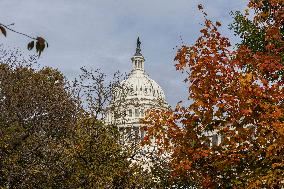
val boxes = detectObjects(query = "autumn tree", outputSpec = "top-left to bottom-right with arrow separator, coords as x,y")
143,1 -> 284,188
0,46 -> 157,188
0,48 -> 78,188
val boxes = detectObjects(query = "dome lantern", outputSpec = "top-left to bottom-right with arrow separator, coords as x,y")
131,37 -> 145,71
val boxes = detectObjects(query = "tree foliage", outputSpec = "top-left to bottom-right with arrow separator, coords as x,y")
0,48 -> 153,188
0,57 -> 78,188
143,1 -> 284,188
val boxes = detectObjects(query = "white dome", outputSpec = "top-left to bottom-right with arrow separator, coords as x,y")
114,69 -> 166,102
106,37 -> 168,136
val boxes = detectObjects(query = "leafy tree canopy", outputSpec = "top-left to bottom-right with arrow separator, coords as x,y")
143,1 -> 284,188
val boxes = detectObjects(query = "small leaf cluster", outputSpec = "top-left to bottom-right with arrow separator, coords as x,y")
27,37 -> 48,57
0,23 -> 48,57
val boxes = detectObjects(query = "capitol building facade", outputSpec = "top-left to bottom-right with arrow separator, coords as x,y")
106,38 -> 168,142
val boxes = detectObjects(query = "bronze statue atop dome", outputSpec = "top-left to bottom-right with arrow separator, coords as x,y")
135,37 -> 142,56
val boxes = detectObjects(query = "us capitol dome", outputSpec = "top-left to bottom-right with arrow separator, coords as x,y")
106,37 -> 168,141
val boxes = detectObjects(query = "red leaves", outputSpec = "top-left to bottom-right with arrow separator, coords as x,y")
265,26 -> 281,41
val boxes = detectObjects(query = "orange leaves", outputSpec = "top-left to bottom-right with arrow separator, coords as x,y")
204,93 -> 210,98
261,78 -> 268,86
265,26 -> 281,41
145,1 -> 284,187
272,122 -> 284,136
175,46 -> 189,70
200,149 -> 210,157
239,72 -> 255,87
240,108 -> 253,116
180,159 -> 192,170
195,100 -> 205,107
217,103 -> 225,108
205,19 -> 212,28
200,28 -> 208,36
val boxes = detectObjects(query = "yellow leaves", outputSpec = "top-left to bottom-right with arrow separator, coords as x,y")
246,99 -> 253,104
239,72 -> 254,86
272,162 -> 284,169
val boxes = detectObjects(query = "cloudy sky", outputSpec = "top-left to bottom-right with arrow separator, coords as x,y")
1,0 -> 248,106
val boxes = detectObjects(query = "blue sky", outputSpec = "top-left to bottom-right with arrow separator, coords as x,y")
0,0 -> 248,106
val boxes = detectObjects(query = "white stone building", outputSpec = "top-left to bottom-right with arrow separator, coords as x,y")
106,37 -> 168,142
